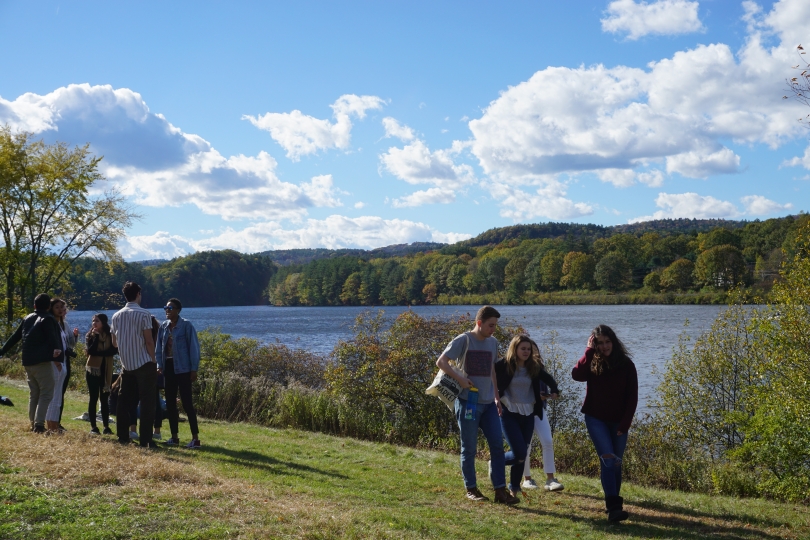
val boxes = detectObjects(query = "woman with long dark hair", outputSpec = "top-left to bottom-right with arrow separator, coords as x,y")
85,313 -> 117,435
572,325 -> 638,522
494,335 -> 560,501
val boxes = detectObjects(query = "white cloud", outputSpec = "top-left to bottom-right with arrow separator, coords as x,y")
382,117 -> 415,141
665,147 -> 740,178
469,0 -> 808,186
630,192 -> 740,222
380,139 -> 475,188
353,201 -> 366,209
741,194 -> 793,215
391,187 -> 456,208
596,167 -> 666,187
637,169 -> 665,187
601,0 -> 704,40
0,84 -> 343,221
489,180 -> 594,221
244,94 -> 384,161
119,231 -> 197,261
122,215 -> 471,257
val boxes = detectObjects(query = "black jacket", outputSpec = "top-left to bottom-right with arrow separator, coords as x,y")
495,359 -> 559,420
0,310 -> 63,367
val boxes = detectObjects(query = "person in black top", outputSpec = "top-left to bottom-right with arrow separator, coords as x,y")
0,293 -> 63,432
494,335 -> 559,501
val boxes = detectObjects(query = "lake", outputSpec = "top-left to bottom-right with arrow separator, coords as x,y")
67,304 -> 726,410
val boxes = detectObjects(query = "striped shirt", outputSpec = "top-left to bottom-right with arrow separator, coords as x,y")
110,302 -> 154,371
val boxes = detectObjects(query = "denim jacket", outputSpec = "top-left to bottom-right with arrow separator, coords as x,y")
155,318 -> 200,374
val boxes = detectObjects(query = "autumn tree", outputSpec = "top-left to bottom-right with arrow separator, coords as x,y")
0,128 -> 137,325
660,258 -> 695,291
694,245 -> 748,289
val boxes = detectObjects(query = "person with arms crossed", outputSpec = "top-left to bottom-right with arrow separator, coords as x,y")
436,305 -> 518,505
156,298 -> 202,448
0,293 -> 62,433
110,281 -> 158,448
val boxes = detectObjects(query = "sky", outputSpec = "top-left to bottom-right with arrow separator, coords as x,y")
1,0 -> 809,260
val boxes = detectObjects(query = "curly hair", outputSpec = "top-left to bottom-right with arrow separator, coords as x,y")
590,324 -> 631,376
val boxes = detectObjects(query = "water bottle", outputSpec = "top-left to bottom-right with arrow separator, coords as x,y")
464,386 -> 478,420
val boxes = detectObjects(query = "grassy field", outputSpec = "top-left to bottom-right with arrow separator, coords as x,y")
0,377 -> 806,540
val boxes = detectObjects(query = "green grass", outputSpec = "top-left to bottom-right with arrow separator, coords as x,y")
0,377 -> 806,539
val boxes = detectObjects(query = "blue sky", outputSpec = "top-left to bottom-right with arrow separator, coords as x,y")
1,0 -> 808,260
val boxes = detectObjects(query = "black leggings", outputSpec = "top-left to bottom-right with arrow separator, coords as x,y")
165,359 -> 199,438
86,360 -> 109,428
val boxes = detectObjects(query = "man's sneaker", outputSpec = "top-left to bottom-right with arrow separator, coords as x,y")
185,439 -> 201,449
522,478 -> 540,490
102,427 -> 113,435
89,426 -> 100,435
494,487 -> 520,505
465,487 -> 488,501
164,437 -> 180,446
544,478 -> 565,492
152,432 -> 163,440
129,430 -> 139,440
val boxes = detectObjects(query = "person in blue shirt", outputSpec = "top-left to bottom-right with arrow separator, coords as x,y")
155,298 -> 201,448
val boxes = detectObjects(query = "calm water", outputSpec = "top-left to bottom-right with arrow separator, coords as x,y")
67,304 -> 725,409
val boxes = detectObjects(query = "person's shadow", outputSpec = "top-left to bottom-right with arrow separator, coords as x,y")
202,444 -> 349,480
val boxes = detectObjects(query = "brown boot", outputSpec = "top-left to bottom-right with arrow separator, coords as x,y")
494,487 -> 519,505
465,487 -> 489,501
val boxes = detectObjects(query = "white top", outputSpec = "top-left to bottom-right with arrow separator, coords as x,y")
501,366 -> 536,416
110,302 -> 153,371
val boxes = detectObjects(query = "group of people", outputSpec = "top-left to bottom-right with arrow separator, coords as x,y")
436,305 -> 638,522
0,295 -> 77,433
0,281 -> 203,450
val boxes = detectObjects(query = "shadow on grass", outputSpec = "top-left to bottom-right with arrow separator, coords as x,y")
202,444 -> 349,480
516,495 -> 786,540
567,492 -> 790,531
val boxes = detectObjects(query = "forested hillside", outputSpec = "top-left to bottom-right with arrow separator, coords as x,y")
61,250 -> 275,310
265,215 -> 804,306
58,216 -> 803,309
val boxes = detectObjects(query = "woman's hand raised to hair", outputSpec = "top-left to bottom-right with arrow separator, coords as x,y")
587,335 -> 596,349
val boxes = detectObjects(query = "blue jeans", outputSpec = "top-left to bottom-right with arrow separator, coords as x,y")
584,414 -> 628,497
501,408 -> 535,492
455,398 -> 506,490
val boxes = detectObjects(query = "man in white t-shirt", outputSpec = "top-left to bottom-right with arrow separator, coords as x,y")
436,305 -> 518,505
110,281 -> 157,448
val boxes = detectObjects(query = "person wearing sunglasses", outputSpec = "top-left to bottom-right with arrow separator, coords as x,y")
155,298 -> 202,448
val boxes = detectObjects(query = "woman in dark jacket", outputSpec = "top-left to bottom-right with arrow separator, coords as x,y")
85,313 -> 117,435
572,324 -> 638,522
495,335 -> 559,501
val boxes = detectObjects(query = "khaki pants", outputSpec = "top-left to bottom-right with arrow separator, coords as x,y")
25,362 -> 56,426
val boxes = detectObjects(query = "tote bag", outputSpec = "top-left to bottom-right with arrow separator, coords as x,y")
425,334 -> 470,411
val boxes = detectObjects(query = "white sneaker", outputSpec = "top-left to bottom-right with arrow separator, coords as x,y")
152,432 -> 163,440
544,478 -> 564,492
129,430 -> 139,440
522,478 -> 540,490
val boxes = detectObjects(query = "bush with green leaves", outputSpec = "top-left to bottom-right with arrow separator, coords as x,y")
325,310 -> 524,447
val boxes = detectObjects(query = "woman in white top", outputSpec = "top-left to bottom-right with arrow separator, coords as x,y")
494,335 -> 560,500
522,341 -> 565,492
45,298 -> 73,432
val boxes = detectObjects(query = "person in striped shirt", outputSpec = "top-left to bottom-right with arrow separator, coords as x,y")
110,281 -> 158,448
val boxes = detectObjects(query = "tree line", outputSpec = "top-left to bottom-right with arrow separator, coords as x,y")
266,214 -> 804,306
